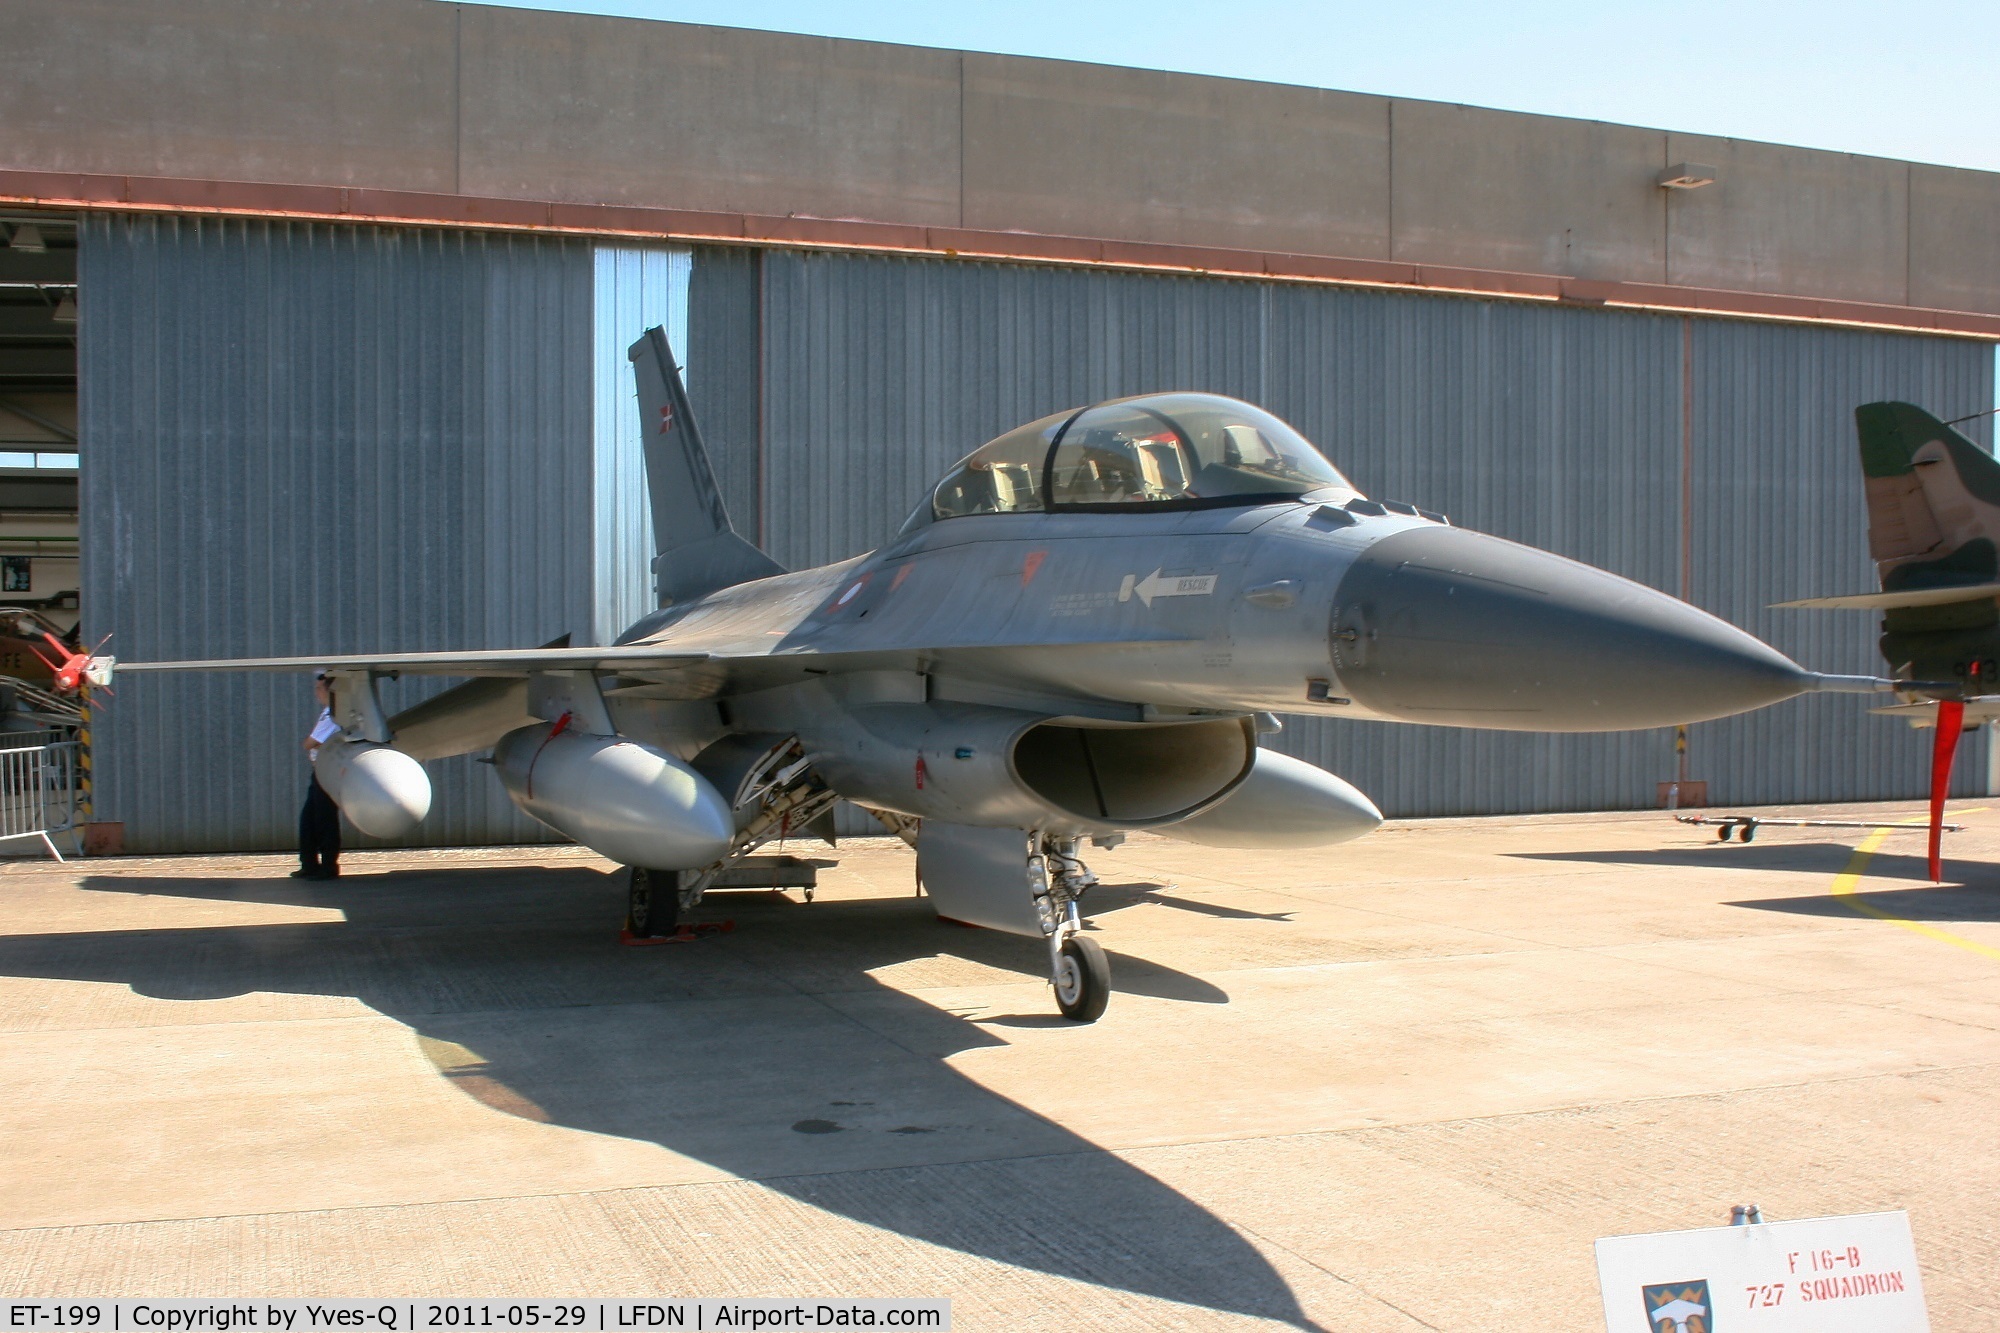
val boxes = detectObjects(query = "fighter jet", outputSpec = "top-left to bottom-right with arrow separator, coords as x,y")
1778,400 -> 2000,877
116,329 -> 1867,1020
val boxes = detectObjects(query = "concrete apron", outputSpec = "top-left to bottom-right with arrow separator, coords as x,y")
1,806 -> 1998,1331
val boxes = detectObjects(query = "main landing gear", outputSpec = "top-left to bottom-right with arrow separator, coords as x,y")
625,865 -> 679,938
624,734 -> 837,943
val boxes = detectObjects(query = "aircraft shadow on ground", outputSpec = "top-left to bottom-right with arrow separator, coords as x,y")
1512,842 -> 2000,920
1086,881 -> 1296,924
1510,840 -> 1990,882
3,863 -> 1314,1328
1725,883 -> 2000,923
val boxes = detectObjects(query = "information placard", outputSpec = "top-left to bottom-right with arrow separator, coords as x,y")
1596,1211 -> 1928,1332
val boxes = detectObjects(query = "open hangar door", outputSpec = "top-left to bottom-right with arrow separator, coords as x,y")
78,212 -> 687,854
0,209 -> 83,741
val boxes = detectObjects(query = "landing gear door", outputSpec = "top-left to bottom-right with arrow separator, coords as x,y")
916,823 -> 1047,938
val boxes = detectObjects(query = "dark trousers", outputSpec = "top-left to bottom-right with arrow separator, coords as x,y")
299,775 -> 340,872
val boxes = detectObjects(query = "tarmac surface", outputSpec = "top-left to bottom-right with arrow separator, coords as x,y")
3,802 -> 1999,1329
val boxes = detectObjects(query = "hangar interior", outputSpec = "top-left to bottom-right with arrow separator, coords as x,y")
0,211 -> 77,633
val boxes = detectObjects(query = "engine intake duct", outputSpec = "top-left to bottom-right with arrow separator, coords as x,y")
799,702 -> 1254,834
1013,720 -> 1254,823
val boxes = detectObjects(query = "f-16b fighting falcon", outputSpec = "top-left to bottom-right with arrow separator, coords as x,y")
117,329 -> 1869,1020
1779,401 -> 2000,879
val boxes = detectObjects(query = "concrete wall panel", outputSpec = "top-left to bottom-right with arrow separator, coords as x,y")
962,55 -> 1390,257
457,9 -> 961,224
1388,102 -> 1666,280
0,0 -> 457,190
3,1 -> 1996,323
1909,165 -> 2000,316
1666,135 -> 1909,305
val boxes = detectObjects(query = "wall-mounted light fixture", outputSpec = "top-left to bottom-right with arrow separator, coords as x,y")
52,293 -> 77,324
1658,163 -> 1717,190
8,223 -> 46,252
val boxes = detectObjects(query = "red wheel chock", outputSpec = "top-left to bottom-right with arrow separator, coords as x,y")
619,920 -> 735,946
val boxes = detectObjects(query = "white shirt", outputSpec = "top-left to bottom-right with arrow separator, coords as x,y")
309,707 -> 339,745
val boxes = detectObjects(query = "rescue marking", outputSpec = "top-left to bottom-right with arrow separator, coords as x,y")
1022,550 -> 1047,586
1118,569 -> 1218,607
1832,809 -> 2000,962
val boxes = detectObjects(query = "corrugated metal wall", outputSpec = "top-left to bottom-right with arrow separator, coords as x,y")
81,215 -> 594,852
79,226 -> 1995,853
697,248 -> 1996,818
686,247 -> 762,542
1682,321 -> 1996,807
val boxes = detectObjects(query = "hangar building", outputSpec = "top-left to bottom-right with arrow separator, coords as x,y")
5,0 -> 1997,851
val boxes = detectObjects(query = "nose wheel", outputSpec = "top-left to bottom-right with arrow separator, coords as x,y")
1053,932 -> 1111,1022
1035,839 -> 1111,1022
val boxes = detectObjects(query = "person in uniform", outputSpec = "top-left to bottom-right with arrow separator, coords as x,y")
295,673 -> 341,879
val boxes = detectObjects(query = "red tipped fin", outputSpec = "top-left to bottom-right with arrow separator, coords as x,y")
1929,699 -> 1965,882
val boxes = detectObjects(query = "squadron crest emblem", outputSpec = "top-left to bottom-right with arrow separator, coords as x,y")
1641,1280 -> 1712,1333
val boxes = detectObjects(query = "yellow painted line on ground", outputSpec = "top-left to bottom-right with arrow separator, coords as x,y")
1831,809 -> 2000,962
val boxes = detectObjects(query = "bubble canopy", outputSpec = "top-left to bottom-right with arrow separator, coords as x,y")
928,393 -> 1357,522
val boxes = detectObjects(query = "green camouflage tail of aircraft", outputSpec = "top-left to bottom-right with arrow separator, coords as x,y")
1778,401 -> 2000,880
114,329 -> 1877,1021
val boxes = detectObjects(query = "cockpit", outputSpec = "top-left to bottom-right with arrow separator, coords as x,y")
927,393 -> 1358,522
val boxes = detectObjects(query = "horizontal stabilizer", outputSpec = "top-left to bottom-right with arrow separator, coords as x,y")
658,529 -> 787,604
1870,695 -> 2000,728
1776,582 -> 2000,611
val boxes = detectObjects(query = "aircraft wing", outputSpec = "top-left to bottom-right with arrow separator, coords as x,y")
114,646 -> 709,676
1775,582 -> 2000,611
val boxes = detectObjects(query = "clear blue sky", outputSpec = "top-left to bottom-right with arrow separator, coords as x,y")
470,0 -> 2000,173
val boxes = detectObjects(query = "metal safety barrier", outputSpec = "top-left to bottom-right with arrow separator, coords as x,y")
0,740 -> 78,860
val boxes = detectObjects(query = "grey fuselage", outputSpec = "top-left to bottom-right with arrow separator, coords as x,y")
607,492 -> 1810,769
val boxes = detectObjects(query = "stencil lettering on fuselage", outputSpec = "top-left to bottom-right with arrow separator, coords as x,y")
1119,570 -> 1219,607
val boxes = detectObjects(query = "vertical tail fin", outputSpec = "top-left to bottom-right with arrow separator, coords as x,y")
629,327 -> 784,606
1856,401 -> 2000,592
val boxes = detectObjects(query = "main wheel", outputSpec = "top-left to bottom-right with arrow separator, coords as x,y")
627,866 -> 677,938
1053,934 -> 1111,1023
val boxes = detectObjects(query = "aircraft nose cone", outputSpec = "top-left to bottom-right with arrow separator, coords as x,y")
1331,526 -> 1808,731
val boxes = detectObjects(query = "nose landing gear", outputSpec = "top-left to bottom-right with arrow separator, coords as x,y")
1036,836 -> 1109,1022
910,823 -> 1116,1022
